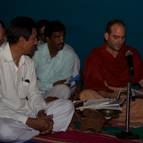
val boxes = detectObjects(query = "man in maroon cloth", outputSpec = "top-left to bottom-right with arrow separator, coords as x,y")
80,19 -> 143,127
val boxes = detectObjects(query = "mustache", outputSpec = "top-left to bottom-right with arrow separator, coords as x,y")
57,43 -> 64,49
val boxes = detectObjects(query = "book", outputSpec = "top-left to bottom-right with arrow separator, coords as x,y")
132,89 -> 143,97
65,74 -> 80,88
76,98 -> 122,111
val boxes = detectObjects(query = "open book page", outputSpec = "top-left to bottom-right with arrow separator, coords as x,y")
131,89 -> 143,97
76,98 -> 122,111
116,88 -> 143,99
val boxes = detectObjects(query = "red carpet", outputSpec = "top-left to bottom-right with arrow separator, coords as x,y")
33,130 -> 140,143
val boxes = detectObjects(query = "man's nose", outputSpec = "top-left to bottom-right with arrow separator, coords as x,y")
118,38 -> 124,44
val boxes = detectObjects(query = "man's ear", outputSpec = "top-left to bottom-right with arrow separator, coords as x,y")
19,36 -> 26,43
46,37 -> 51,43
18,37 -> 27,49
46,37 -> 49,41
104,32 -> 109,41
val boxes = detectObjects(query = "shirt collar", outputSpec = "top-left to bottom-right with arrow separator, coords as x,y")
2,42 -> 13,62
2,42 -> 26,65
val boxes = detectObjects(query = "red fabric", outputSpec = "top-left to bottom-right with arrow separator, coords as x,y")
83,44 -> 143,91
33,131 -> 139,143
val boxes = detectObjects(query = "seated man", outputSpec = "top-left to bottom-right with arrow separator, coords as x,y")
0,16 -> 74,143
80,19 -> 143,127
33,20 -> 80,99
0,20 -> 6,46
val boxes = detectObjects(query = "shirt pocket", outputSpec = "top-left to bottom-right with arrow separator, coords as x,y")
22,79 -> 30,97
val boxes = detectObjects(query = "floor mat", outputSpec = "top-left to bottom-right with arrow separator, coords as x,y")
28,130 -> 141,143
103,127 -> 143,140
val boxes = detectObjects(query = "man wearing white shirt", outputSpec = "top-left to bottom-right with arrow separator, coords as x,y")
0,20 -> 6,46
0,17 -> 74,143
33,20 -> 80,99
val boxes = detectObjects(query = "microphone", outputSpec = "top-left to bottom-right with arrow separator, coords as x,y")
125,50 -> 134,78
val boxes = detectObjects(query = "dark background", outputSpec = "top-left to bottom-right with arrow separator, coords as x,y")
1,0 -> 143,68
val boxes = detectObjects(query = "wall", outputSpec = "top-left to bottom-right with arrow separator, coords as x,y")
1,0 -> 143,68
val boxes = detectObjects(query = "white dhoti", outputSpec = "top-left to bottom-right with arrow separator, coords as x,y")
44,99 -> 74,131
44,84 -> 71,99
0,99 -> 74,143
0,118 -> 39,143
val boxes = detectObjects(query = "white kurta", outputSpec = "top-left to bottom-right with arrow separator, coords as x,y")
0,43 -> 74,143
0,43 -> 46,123
33,43 -> 80,98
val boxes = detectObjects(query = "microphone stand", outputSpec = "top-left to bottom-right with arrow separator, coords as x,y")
116,73 -> 139,139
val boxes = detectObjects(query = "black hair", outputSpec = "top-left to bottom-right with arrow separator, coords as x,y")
45,20 -> 66,38
36,19 -> 49,41
36,19 -> 49,30
7,16 -> 36,44
105,19 -> 126,34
